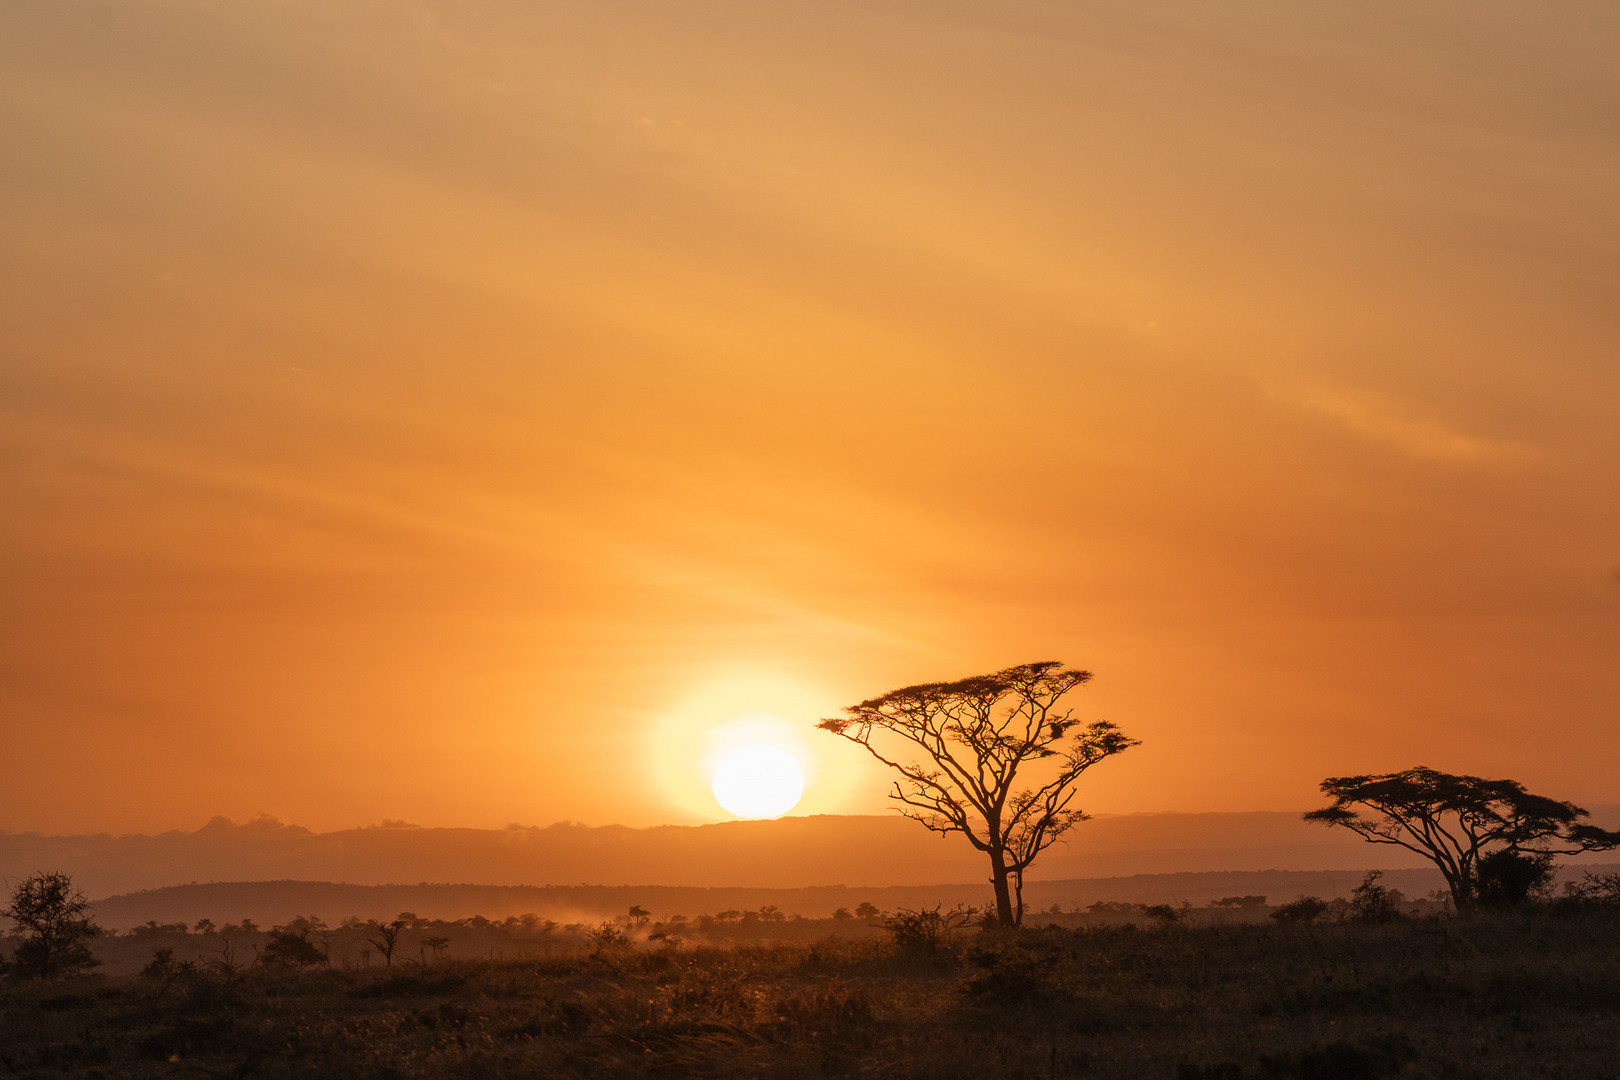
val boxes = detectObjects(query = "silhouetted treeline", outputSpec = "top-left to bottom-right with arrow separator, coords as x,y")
86,867 -> 1533,932
8,890 -> 1620,1078
42,868 -> 1620,979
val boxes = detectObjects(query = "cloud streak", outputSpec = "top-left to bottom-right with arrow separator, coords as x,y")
1296,388 -> 1531,464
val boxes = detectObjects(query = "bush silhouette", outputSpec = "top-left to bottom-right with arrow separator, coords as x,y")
885,905 -> 977,955
1271,896 -> 1329,923
3,871 -> 100,979
1475,850 -> 1555,907
1349,871 -> 1404,923
260,926 -> 327,970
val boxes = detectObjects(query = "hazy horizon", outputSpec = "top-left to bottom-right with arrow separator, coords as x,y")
11,806 -> 1620,905
13,799 -> 1620,838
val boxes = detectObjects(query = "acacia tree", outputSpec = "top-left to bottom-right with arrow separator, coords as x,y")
2,871 -> 101,978
1304,766 -> 1620,910
365,914 -> 410,967
819,661 -> 1137,927
261,922 -> 328,969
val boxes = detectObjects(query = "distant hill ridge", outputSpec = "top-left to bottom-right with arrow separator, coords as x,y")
4,808 -> 1617,900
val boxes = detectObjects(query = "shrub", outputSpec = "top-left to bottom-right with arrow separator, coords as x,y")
1560,870 -> 1620,906
585,921 -> 631,957
1086,901 -> 1138,915
141,948 -> 177,981
260,926 -> 327,970
1271,896 -> 1329,923
3,871 -> 101,979
964,935 -> 1067,1004
1476,850 -> 1555,907
1349,871 -> 1404,923
1142,903 -> 1188,925
646,927 -> 683,949
884,905 -> 977,955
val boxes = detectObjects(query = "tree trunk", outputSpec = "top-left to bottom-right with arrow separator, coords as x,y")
1437,861 -> 1473,912
988,848 -> 1016,927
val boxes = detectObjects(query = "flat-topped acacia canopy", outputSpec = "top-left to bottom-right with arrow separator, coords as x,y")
819,661 -> 1137,927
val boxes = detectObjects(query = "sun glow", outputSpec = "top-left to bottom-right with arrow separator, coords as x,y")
646,672 -> 875,821
711,745 -> 805,818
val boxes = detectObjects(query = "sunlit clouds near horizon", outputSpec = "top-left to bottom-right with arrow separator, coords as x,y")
2,0 -> 1617,835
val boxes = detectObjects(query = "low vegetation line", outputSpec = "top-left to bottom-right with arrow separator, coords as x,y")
4,879 -> 1620,1080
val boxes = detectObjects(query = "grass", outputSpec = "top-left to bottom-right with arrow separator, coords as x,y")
3,908 -> 1620,1079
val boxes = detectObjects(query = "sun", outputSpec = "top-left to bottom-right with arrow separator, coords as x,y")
711,745 -> 805,819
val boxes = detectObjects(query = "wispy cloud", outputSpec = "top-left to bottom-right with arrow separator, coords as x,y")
1294,388 -> 1532,464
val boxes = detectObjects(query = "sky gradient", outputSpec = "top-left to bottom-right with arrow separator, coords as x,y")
3,0 -> 1618,834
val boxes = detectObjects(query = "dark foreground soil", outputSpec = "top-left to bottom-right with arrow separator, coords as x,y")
3,910 -> 1619,1079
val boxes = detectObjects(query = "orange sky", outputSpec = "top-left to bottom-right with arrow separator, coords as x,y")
3,0 -> 1618,835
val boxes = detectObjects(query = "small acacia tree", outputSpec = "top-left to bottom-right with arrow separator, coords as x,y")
3,871 -> 101,978
819,661 -> 1137,927
260,923 -> 328,970
1304,766 -> 1620,910
365,914 -> 410,967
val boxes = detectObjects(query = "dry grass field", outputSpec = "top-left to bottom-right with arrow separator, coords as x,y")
4,906 -> 1619,1079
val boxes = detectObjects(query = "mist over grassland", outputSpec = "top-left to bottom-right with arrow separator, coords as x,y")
85,870 -> 1481,932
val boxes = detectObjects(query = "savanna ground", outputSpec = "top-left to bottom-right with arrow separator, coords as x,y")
4,906 -> 1620,1080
